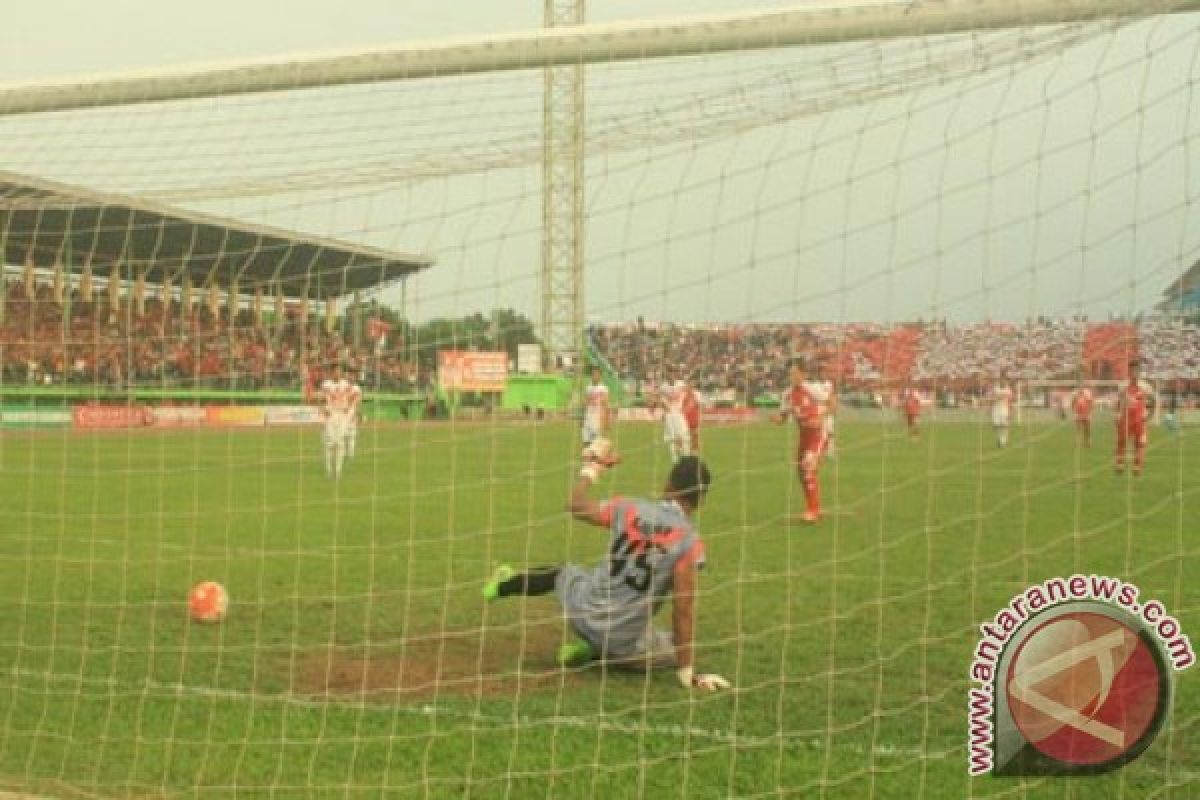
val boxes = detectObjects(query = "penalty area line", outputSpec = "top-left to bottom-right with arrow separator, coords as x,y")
4,666 -> 944,759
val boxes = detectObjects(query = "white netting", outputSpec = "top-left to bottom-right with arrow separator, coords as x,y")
0,3 -> 1197,798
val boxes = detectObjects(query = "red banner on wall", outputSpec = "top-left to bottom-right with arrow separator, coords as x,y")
438,350 -> 508,392
73,404 -> 152,429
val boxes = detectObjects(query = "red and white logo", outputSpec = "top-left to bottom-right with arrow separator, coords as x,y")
969,579 -> 1190,777
1005,611 -> 1164,768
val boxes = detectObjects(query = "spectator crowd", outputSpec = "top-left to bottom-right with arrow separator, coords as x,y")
0,284 -> 419,391
591,315 -> 1200,404
912,318 -> 1089,385
4,282 -> 1199,404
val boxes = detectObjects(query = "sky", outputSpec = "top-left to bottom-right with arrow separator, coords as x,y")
0,1 -> 1198,326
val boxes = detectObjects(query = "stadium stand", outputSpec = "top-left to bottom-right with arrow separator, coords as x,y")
592,316 -> 1200,403
0,285 -> 417,391
1138,316 -> 1200,382
1083,322 -> 1138,381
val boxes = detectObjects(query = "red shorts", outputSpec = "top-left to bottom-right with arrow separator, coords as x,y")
795,427 -> 825,464
1116,419 -> 1145,436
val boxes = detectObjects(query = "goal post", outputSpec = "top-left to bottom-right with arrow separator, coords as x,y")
0,1 -> 1199,114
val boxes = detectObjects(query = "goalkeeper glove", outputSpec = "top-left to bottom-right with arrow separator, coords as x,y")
677,666 -> 731,692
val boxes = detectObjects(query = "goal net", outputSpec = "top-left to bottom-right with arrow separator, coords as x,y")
0,2 -> 1197,797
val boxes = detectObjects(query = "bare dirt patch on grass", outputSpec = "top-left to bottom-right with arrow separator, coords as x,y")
291,617 -> 590,702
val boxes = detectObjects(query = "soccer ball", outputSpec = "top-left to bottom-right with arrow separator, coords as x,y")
189,581 -> 228,623
582,436 -> 621,467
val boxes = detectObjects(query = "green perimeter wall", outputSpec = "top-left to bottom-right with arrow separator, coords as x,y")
500,375 -> 572,411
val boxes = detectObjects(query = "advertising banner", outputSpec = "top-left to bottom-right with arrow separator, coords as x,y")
617,407 -> 662,422
700,407 -> 760,425
517,343 -> 542,375
263,405 -> 322,426
72,404 -> 152,429
0,408 -> 72,429
616,407 -> 758,424
204,406 -> 266,427
150,406 -> 208,428
438,350 -> 508,392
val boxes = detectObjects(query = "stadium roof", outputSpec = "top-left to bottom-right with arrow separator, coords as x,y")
1159,258 -> 1200,311
0,170 -> 433,300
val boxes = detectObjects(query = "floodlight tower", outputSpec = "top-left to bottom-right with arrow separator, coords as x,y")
540,0 -> 586,371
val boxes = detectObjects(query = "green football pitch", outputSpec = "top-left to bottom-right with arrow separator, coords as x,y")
0,419 -> 1195,798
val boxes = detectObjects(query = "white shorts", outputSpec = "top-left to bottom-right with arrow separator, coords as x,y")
991,410 -> 1010,428
581,416 -> 603,444
663,411 -> 688,444
324,412 -> 351,443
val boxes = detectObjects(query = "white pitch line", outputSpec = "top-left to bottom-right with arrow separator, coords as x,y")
4,666 -> 946,760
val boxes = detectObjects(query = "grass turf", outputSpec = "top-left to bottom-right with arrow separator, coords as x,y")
0,417 -> 1195,798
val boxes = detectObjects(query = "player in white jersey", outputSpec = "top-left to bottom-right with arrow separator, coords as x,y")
345,373 -> 363,460
659,376 -> 691,463
581,367 -> 611,446
319,364 -> 357,479
990,380 -> 1015,448
818,370 -> 838,461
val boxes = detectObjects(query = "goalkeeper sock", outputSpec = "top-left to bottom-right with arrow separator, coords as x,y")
803,470 -> 820,517
492,566 -> 556,597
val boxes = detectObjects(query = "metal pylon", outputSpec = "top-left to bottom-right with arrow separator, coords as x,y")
541,0 -> 585,370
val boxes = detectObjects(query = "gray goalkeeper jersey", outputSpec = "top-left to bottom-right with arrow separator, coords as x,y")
556,496 -> 706,658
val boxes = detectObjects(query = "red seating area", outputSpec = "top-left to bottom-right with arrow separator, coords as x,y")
1083,323 -> 1137,381
883,326 -> 921,383
822,325 -> 919,386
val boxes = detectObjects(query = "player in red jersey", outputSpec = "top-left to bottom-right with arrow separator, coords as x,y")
902,387 -> 922,439
774,358 -> 830,524
301,361 -> 317,404
1071,382 -> 1094,449
1115,360 -> 1152,475
681,380 -> 701,453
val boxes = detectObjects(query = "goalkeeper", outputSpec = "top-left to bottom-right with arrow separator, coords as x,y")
483,445 -> 730,691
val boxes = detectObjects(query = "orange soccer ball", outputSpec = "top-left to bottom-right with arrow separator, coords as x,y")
188,581 -> 229,623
